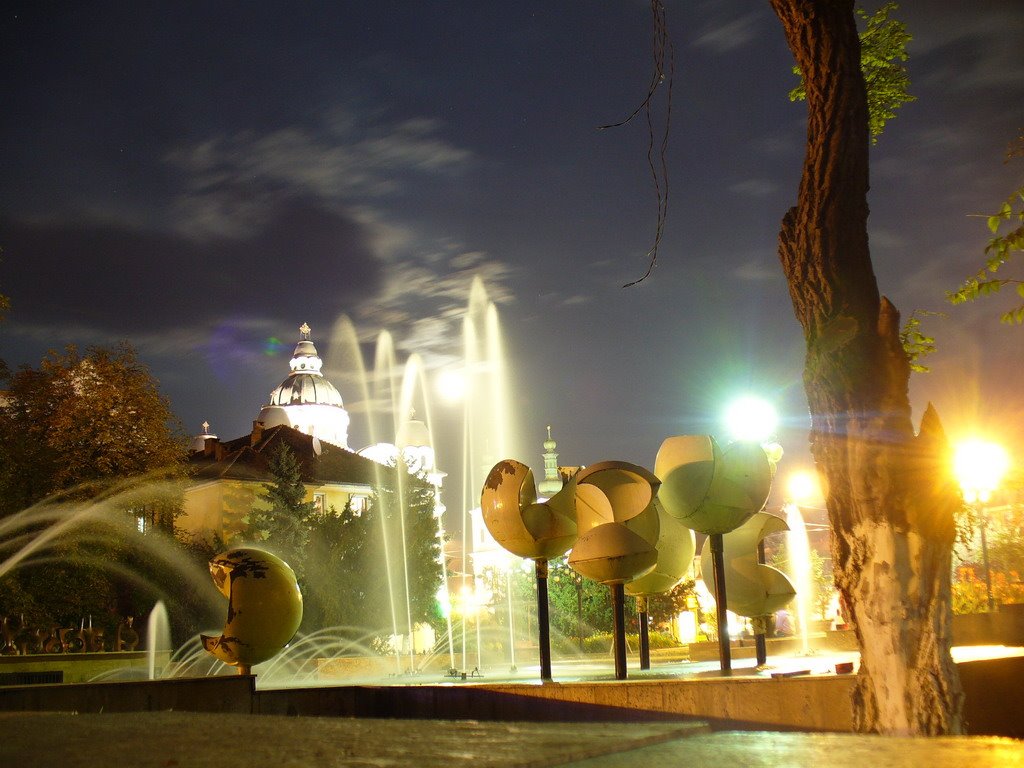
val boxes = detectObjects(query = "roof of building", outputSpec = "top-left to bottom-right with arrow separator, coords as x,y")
189,423 -> 400,488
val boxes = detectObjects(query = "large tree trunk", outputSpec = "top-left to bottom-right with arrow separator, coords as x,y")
768,0 -> 963,734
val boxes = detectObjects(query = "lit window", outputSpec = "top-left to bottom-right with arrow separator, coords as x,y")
313,493 -> 326,515
350,495 -> 367,516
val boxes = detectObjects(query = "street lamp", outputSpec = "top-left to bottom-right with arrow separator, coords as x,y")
724,395 -> 778,443
954,438 -> 1011,612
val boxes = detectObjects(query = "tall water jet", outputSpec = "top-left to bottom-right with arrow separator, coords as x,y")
782,502 -> 814,655
146,601 -> 171,680
327,318 -> 403,674
457,277 -> 522,672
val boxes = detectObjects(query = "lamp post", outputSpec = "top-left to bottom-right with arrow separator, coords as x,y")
720,395 -> 779,672
954,439 -> 1010,613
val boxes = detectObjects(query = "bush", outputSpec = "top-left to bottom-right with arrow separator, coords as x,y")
580,630 -> 682,654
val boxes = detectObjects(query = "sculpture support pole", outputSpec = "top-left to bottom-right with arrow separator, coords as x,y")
611,582 -> 628,680
535,559 -> 553,682
755,538 -> 767,666
637,596 -> 651,670
753,615 -> 768,667
710,532 -> 731,672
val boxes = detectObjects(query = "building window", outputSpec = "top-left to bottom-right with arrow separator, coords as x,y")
350,495 -> 367,516
313,493 -> 326,515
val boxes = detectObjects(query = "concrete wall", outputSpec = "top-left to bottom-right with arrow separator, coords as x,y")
953,610 -> 1024,647
1,656 -> 1020,738
0,675 -> 252,714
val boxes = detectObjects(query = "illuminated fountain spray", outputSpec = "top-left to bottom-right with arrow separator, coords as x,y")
146,601 -> 171,680
460,277 -> 521,672
324,277 -> 518,674
782,502 -> 813,655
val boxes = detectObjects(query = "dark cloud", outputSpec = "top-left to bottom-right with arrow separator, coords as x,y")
0,199 -> 381,333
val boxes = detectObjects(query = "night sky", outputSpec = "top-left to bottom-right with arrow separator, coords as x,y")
2,2 -> 1022,503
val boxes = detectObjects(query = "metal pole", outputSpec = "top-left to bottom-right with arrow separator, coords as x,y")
535,559 -> 552,682
755,539 -> 767,666
710,532 -> 732,672
638,596 -> 651,670
611,582 -> 628,680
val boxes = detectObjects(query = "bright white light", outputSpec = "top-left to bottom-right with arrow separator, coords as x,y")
724,396 -> 778,442
435,369 -> 466,404
787,470 -> 821,503
954,438 -> 1010,503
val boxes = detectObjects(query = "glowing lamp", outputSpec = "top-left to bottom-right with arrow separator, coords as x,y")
954,438 -> 1010,503
724,396 -> 778,443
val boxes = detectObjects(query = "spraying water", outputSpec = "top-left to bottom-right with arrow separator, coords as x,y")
783,502 -> 814,656
146,601 -> 171,680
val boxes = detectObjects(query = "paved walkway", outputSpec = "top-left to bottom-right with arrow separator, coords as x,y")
2,712 -> 1022,768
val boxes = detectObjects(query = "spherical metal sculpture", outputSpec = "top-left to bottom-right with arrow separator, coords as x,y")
655,435 -> 773,535
568,461 -> 661,586
201,547 -> 303,674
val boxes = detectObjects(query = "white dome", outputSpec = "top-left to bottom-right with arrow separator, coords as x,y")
256,324 -> 351,449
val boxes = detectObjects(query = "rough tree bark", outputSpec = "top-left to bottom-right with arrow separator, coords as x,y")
767,0 -> 964,734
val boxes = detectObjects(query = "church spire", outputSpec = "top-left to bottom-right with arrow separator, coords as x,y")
538,424 -> 562,497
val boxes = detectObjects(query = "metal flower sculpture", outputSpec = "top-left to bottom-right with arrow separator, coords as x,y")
567,461 -> 662,680
655,435 -> 773,535
655,434 -> 775,671
201,547 -> 303,675
569,461 -> 661,586
480,459 -> 577,680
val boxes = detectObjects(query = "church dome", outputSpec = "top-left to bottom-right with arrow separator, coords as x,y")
267,373 -> 344,407
256,323 -> 351,449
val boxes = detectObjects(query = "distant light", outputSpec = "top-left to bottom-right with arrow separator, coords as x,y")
954,438 -> 1010,503
436,369 -> 466,404
724,396 -> 777,442
787,470 -> 821,503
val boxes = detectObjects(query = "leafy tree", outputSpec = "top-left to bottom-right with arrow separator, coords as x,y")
769,0 -> 963,734
788,2 -> 915,143
0,343 -> 188,633
247,443 -> 317,580
0,343 -> 187,519
947,132 -> 1024,323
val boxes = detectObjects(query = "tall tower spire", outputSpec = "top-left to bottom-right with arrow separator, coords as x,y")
538,424 -> 562,497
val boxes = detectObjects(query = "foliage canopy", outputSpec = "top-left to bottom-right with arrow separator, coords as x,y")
947,132 -> 1024,324
788,2 -> 915,143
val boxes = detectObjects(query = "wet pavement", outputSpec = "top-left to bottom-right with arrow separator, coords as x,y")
2,711 -> 1022,768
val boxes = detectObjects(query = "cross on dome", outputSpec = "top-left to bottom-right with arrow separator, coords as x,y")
299,322 -> 311,340
202,421 -> 210,433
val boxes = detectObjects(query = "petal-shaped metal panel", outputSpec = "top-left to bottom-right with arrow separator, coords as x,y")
201,547 -> 303,669
655,435 -> 719,525
575,461 -> 660,525
480,459 -> 577,560
626,500 -> 697,597
569,523 -> 658,585
698,511 -> 796,618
